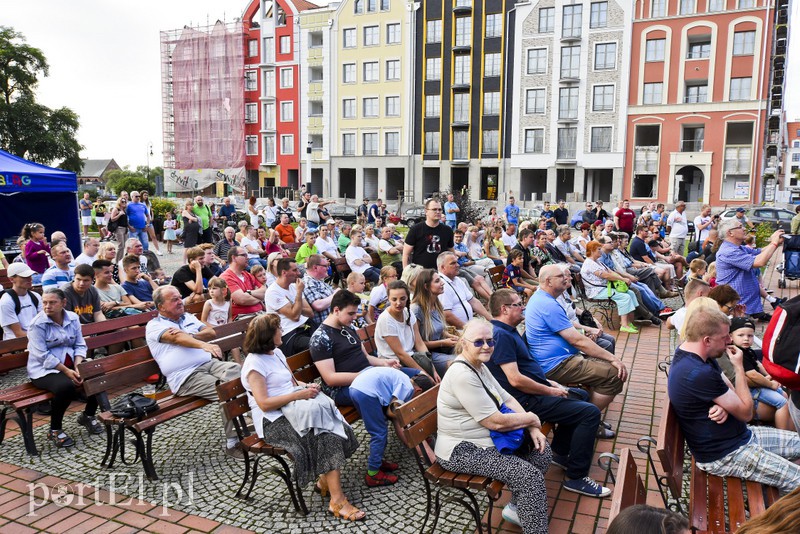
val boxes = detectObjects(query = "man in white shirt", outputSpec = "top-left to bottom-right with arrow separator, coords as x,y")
145,285 -> 242,459
554,225 -> 584,266
239,225 -> 267,269
693,204 -> 715,245
666,201 -> 689,256
117,238 -> 149,274
501,224 -> 518,252
73,237 -> 100,266
436,251 -> 491,328
0,263 -> 42,340
264,258 -> 313,355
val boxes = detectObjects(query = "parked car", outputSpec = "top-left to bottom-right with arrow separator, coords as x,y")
719,206 -> 796,232
325,203 -> 358,222
518,208 -> 542,223
570,210 -> 587,229
400,206 -> 426,226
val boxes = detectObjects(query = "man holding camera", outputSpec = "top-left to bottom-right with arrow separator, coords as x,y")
694,205 -> 716,244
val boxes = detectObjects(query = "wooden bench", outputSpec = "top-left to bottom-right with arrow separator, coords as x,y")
608,448 -> 647,524
0,311 -> 158,455
0,268 -> 11,290
77,317 -> 253,480
487,264 -> 505,291
655,399 -> 780,533
333,257 -> 351,288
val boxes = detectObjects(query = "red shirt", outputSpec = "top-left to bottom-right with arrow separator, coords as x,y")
615,208 -> 636,233
220,269 -> 264,317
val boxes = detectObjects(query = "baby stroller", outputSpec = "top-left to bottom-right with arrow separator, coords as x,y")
778,234 -> 800,288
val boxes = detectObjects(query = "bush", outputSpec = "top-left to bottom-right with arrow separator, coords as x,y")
754,222 -> 774,248
112,176 -> 153,195
149,197 -> 178,219
439,186 -> 482,225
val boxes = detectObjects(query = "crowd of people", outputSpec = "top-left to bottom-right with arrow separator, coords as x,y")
2,191 -> 797,533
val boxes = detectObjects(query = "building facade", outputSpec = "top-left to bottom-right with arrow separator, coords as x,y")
623,0 -> 775,206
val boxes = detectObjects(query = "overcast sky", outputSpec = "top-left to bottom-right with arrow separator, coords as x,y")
1,0 -> 798,171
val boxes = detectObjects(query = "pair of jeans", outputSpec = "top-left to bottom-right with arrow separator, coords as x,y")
131,227 -> 149,250
247,257 -> 267,269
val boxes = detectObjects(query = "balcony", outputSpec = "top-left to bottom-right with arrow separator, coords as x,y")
561,29 -> 581,43
453,0 -> 472,14
451,157 -> 470,165
767,130 -> 780,145
557,116 -> 578,125
452,82 -> 471,91
451,120 -> 470,128
680,139 -> 704,152
308,116 -> 323,130
634,146 -> 659,173
559,72 -> 579,84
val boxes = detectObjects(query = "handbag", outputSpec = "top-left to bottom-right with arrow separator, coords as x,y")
411,351 -> 435,377
578,309 -> 598,329
607,280 -> 628,296
107,218 -> 118,233
453,361 -> 525,454
110,393 -> 158,419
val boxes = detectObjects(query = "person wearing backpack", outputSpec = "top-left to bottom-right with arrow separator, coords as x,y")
0,263 -> 42,340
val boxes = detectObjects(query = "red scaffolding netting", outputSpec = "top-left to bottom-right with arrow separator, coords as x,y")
169,21 -> 245,170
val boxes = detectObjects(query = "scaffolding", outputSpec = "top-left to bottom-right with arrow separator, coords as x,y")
160,21 -> 246,172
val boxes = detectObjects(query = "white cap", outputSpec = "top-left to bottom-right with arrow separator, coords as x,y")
7,263 -> 36,278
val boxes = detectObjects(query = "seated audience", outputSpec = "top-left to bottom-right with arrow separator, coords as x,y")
437,252 -> 492,328
0,263 -> 41,339
295,230 -> 318,268
240,225 -> 268,269
41,242 -> 74,288
377,225 -> 403,275
275,214 -> 296,244
367,266 -> 397,323
74,237 -> 100,266
606,504 -> 688,534
63,264 -> 105,324
121,255 -> 158,303
345,231 -> 380,284
303,254 -> 339,325
264,258 -> 313,355
453,230 -> 493,300
171,246 -> 214,303
666,278 -> 711,333
411,269 -> 458,376
503,249 -> 537,298
213,226 -> 239,266
220,246 -> 266,318
93,260 -> 151,317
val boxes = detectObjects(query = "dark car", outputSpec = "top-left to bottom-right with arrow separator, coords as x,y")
401,206 -> 426,226
325,203 -> 358,222
719,207 -> 796,232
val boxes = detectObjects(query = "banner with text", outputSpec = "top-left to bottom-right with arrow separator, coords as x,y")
164,167 -> 247,193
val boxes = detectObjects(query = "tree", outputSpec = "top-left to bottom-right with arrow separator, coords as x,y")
0,27 -> 83,173
105,168 -> 154,195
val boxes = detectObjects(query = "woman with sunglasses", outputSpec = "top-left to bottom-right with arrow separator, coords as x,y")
436,319 -> 551,533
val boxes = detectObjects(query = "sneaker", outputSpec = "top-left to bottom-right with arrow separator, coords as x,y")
562,477 -> 612,498
596,424 -> 616,439
620,325 -> 639,334
77,413 -> 104,435
36,401 -> 52,415
660,290 -> 679,299
380,459 -> 399,472
365,470 -> 398,487
155,250 -> 163,256
224,443 -> 246,461
659,307 -> 676,318
650,316 -> 662,326
772,297 -> 788,309
501,503 -> 521,526
551,454 -> 569,470
48,430 -> 75,448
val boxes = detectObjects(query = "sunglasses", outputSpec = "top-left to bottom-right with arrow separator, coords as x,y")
464,338 -> 495,348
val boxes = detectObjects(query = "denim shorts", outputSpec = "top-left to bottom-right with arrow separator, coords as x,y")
752,386 -> 788,411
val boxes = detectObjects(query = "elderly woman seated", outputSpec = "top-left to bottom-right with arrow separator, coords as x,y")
435,318 -> 551,533
580,240 -> 641,334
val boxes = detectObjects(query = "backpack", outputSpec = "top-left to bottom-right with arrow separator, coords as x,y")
109,393 -> 159,419
0,290 -> 39,336
762,295 -> 800,390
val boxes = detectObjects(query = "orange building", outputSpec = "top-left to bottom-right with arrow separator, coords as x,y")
623,0 -> 776,206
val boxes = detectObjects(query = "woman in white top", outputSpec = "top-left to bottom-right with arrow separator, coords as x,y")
295,218 -> 309,242
580,239 -> 640,334
435,319 -> 550,534
345,231 -> 380,283
465,226 -> 496,269
373,280 -> 437,381
363,225 -> 380,251
572,223 -> 592,256
240,314 -> 362,521
263,197 -> 278,228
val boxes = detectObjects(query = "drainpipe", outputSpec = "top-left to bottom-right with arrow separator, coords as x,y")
753,0 -> 771,204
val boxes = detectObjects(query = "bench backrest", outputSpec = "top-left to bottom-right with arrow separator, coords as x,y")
571,272 -> 591,301
356,323 -> 377,355
388,384 -> 439,452
333,257 -> 351,276
608,448 -> 647,524
487,265 -> 505,289
286,349 -> 320,384
656,398 -> 685,500
216,377 -> 252,440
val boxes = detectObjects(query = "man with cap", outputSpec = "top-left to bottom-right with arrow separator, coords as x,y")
0,263 -> 42,340
735,207 -> 754,230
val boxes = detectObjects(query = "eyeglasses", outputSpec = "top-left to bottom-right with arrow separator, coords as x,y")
235,253 -> 248,257
340,328 -> 358,345
427,208 -> 443,212
505,302 -> 524,308
464,338 -> 495,348
721,302 -> 739,312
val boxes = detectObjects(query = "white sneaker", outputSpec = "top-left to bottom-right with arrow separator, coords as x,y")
155,250 -> 163,256
501,503 -> 521,526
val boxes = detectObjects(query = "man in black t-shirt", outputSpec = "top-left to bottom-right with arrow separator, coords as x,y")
297,191 -> 311,220
64,264 -> 105,324
402,198 -> 454,269
310,290 -> 415,486
171,246 -> 214,300
507,228 -> 537,281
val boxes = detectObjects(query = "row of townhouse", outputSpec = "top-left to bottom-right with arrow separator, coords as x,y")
171,0 -> 787,205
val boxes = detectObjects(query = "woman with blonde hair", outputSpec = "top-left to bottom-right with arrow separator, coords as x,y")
737,486 -> 800,533
411,269 -> 459,376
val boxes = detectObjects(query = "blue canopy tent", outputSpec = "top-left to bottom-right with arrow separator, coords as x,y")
0,149 -> 81,254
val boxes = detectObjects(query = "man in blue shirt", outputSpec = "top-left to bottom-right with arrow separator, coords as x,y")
541,202 -> 555,230
126,191 -> 150,250
668,305 -> 800,494
443,193 -> 459,230
121,255 -> 157,304
504,197 -> 520,227
488,288 -> 610,498
525,265 -> 627,438
219,197 -> 237,221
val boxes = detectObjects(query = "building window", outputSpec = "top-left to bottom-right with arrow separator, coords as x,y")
455,17 -> 472,47
679,0 -> 695,15
246,135 -> 258,156
524,129 -> 544,153
264,135 -> 275,162
276,6 -> 286,26
454,55 -> 471,85
425,132 -> 440,155
483,92 -> 500,115
559,87 -> 579,119
738,0 -> 754,7
280,135 -> 294,155
245,105 -> 258,127
453,130 -> 469,159
560,46 -> 580,78
590,2 -> 608,28
386,59 -> 400,80
363,133 -> 378,155
426,57 -> 441,80
708,0 -> 724,11
248,39 -> 258,57
310,101 -> 323,116
527,48 -> 547,74
280,101 -> 293,122
387,23 -> 401,44
279,68 -> 292,88
562,5 -> 582,38
484,53 -> 501,77
279,36 -> 290,54
343,28 -> 356,48
557,128 -> 577,159
367,0 -> 378,12
591,127 -> 612,152
593,85 -> 614,111
343,98 -> 356,119
651,0 -> 666,17
264,70 -> 275,97
363,61 -> 379,82
525,88 -> 546,114
687,40 -> 711,59
385,132 -> 399,155
645,39 -> 666,61
486,13 -> 502,38
643,82 -> 663,104
381,0 -> 390,11
730,77 -> 752,100
685,82 -> 708,103
364,25 -> 379,46
355,0 -> 363,13
245,70 -> 258,91
386,96 -> 400,116
482,130 -> 499,154
733,31 -> 756,55
539,7 -> 555,33
427,20 -> 442,43
263,37 -> 274,63
309,32 -> 323,48
594,43 -> 616,70
263,102 -> 275,129
343,63 -> 356,84
425,95 -> 441,117
363,97 -> 379,117
342,133 -> 356,155
453,93 -> 470,122
793,152 -> 800,161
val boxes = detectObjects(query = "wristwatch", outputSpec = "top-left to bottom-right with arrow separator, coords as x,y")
246,290 -> 253,296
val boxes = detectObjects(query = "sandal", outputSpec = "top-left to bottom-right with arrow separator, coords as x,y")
329,499 -> 366,521
48,430 -> 75,448
314,476 -> 329,497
